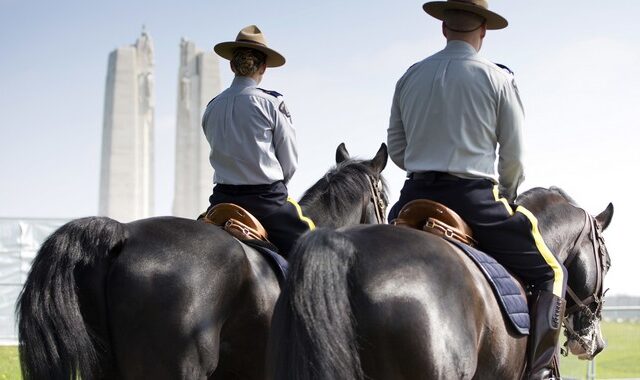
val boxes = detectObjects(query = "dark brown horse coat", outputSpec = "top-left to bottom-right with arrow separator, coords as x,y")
269,187 -> 613,380
17,143 -> 389,380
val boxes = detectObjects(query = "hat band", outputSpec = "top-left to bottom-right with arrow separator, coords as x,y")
443,20 -> 485,33
450,0 -> 486,7
236,39 -> 267,47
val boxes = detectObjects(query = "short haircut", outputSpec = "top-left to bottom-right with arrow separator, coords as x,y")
231,48 -> 267,76
443,9 -> 485,32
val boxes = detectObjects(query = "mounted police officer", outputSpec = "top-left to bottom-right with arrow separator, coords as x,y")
386,1 -> 566,378
202,25 -> 314,257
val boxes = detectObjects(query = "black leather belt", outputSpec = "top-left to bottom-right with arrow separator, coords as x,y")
408,171 -> 460,181
214,180 -> 285,195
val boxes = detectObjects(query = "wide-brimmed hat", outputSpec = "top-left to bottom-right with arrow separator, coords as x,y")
214,25 -> 285,68
423,0 -> 508,30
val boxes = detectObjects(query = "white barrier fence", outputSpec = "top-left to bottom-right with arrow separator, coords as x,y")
562,306 -> 640,380
0,218 -> 68,344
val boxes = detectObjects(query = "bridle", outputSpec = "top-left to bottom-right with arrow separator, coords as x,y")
361,174 -> 386,224
561,210 -> 609,354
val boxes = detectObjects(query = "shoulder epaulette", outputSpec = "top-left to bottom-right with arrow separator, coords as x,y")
494,63 -> 514,75
257,88 -> 283,98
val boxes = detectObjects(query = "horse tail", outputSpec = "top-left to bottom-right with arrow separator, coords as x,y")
16,217 -> 126,380
269,228 -> 363,380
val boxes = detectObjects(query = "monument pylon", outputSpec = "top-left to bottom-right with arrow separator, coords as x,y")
99,30 -> 155,222
172,38 -> 221,217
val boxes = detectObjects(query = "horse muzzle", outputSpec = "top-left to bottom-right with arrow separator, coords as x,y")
567,327 -> 606,360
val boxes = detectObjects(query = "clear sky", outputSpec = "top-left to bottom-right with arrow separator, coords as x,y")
1,1 -> 638,295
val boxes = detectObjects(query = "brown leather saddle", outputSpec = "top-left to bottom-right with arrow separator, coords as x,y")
200,203 -> 270,243
393,199 -> 478,247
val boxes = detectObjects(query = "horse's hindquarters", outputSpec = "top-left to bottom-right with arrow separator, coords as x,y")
347,225 -> 527,379
107,218 -> 278,379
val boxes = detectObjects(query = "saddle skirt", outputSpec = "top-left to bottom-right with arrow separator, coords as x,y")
447,239 -> 530,335
394,199 -> 529,335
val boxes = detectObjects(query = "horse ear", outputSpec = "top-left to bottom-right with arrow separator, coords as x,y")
369,143 -> 388,174
336,143 -> 350,163
595,203 -> 614,231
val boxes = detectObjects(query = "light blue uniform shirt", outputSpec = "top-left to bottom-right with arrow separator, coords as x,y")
387,40 -> 525,200
202,76 -> 298,185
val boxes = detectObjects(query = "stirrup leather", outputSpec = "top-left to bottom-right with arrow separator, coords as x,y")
393,199 -> 477,247
201,203 -> 269,242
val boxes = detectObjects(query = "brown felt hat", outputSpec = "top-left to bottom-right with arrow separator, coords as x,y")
423,0 -> 508,30
214,25 -> 286,68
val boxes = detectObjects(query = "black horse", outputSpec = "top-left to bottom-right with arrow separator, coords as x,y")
17,143 -> 388,380
269,187 -> 613,379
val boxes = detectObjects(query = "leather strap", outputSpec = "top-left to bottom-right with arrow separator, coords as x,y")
424,217 -> 478,247
223,219 -> 266,242
408,171 -> 461,181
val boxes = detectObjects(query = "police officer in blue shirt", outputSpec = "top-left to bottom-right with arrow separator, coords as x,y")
202,25 -> 314,257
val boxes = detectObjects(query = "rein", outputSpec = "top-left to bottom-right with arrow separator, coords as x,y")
561,210 -> 609,354
362,174 -> 386,224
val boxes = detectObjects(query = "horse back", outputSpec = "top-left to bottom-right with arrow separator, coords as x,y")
106,216 -> 279,379
343,224 -> 527,379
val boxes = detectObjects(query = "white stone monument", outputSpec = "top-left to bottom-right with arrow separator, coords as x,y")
172,38 -> 221,217
99,30 -> 155,222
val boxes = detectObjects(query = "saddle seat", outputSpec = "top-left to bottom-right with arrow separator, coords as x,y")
201,203 -> 270,243
393,199 -> 478,247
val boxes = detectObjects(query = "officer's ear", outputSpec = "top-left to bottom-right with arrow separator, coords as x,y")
258,63 -> 267,75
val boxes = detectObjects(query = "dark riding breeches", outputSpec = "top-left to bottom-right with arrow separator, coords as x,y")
207,181 -> 314,258
388,175 -> 567,296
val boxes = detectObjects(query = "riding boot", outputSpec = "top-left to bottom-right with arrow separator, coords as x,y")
526,291 -> 566,380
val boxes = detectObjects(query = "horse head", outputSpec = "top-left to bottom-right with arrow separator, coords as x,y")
300,143 -> 389,227
563,202 -> 613,360
518,187 -> 614,360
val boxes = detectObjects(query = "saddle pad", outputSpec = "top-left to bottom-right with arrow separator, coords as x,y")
447,239 -> 530,335
242,239 -> 288,286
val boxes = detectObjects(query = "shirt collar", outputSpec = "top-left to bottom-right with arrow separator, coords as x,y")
444,40 -> 478,55
231,76 -> 258,88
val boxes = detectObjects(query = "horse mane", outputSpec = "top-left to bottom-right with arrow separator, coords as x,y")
299,159 -> 389,213
548,186 -> 580,206
517,186 -> 579,208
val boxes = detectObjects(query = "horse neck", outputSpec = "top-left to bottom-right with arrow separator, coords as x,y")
298,165 -> 376,228
300,198 -> 362,228
519,195 -> 585,264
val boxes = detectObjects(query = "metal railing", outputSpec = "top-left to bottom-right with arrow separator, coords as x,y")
564,305 -> 640,380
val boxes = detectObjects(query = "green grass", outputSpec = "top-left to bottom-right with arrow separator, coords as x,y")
561,321 -> 640,379
0,346 -> 21,380
1,322 -> 638,379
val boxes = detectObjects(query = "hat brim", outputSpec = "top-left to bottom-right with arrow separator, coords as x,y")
423,1 -> 508,30
214,41 -> 286,68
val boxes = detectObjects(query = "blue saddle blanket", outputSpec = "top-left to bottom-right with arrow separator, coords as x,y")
447,239 -> 530,335
243,240 -> 288,286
